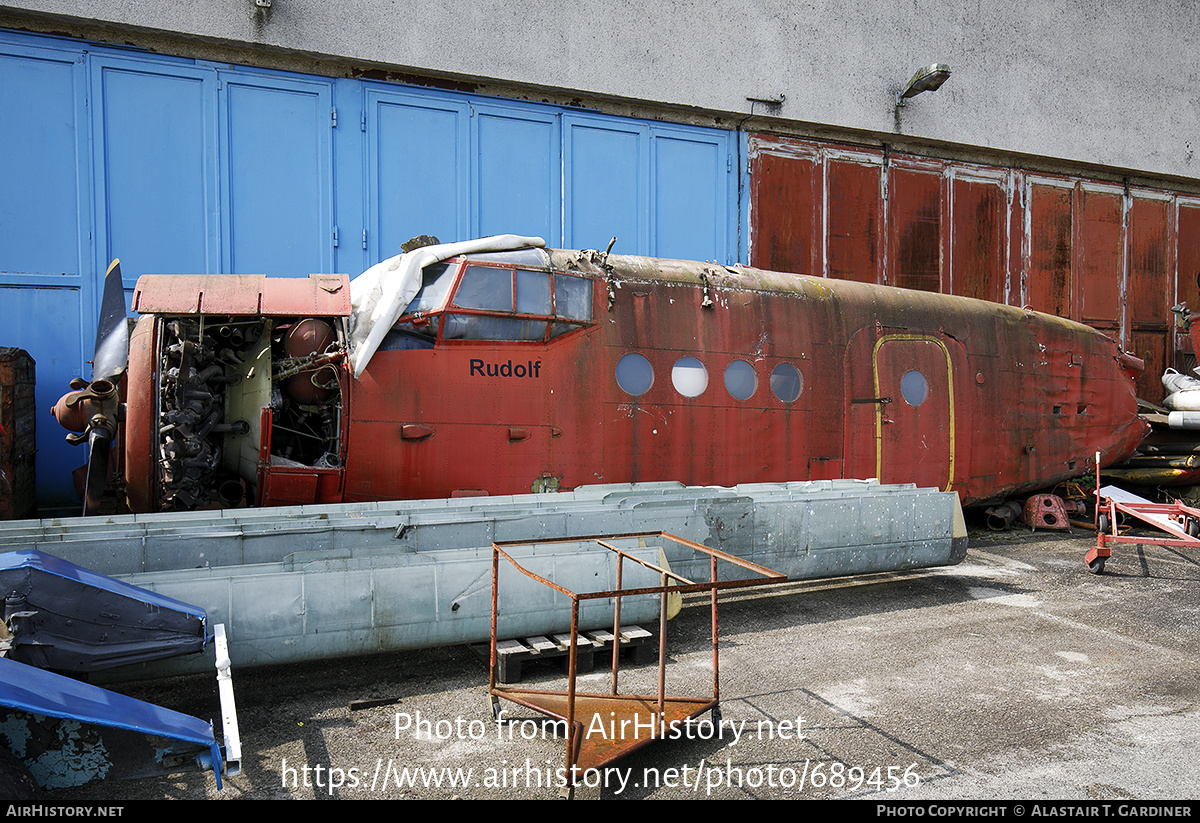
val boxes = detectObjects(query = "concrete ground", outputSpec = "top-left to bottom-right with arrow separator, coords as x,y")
48,522 -> 1200,800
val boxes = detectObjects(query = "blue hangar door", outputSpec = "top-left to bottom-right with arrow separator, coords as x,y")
0,29 -> 740,511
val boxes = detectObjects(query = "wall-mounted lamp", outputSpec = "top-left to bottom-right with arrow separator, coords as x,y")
899,64 -> 951,101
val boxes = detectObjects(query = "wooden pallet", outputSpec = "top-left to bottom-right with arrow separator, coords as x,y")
474,626 -> 655,684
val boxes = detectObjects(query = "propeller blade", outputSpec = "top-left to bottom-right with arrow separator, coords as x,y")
82,426 -> 111,517
93,258 -> 130,382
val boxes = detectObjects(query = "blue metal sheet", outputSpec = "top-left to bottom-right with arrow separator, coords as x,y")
0,548 -> 208,671
475,104 -> 560,241
652,128 -> 729,262
0,656 -> 222,789
223,75 -> 334,277
0,50 -> 80,274
368,88 -> 469,258
0,549 -> 206,620
91,58 -> 216,279
0,284 -> 84,507
564,115 -> 646,254
0,42 -> 89,510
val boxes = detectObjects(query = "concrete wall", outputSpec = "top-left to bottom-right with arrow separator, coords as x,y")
1,0 -> 1196,181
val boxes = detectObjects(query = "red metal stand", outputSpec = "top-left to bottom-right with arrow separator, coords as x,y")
1088,451 -> 1200,574
1088,497 -> 1200,574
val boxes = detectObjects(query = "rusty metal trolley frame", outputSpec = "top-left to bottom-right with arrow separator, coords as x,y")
1088,450 -> 1200,574
489,531 -> 785,785
1088,497 -> 1200,574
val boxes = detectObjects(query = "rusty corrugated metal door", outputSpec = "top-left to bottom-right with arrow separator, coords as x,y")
1075,186 -> 1125,340
1175,202 -> 1200,367
1026,181 -> 1073,318
951,177 -> 1006,303
827,157 -> 882,284
749,148 -> 821,275
1127,195 -> 1171,402
888,166 -> 941,292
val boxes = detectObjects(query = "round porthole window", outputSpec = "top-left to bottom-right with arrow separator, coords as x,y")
616,352 -> 654,396
770,363 -> 803,403
901,370 -> 929,406
724,360 -> 758,401
671,356 -> 709,398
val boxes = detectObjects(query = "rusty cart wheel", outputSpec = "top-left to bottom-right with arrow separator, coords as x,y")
1087,557 -> 1106,575
1187,517 -> 1199,538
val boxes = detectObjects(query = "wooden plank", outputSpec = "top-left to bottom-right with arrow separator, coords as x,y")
525,635 -> 557,654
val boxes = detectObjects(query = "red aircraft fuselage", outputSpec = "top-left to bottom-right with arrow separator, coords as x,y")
121,248 -> 1147,512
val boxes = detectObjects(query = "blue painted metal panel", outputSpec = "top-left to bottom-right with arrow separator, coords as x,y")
330,78 -> 366,277
0,656 -> 222,789
0,284 -> 84,507
563,115 -> 647,255
367,87 -> 469,262
91,57 -> 217,283
652,128 -> 729,263
564,115 -> 737,262
0,50 -> 80,275
0,549 -> 207,670
0,40 -> 89,509
0,548 -> 207,620
221,73 -> 334,277
474,104 -> 560,242
362,86 -> 736,264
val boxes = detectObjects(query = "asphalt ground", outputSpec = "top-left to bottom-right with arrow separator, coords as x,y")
46,518 -> 1200,801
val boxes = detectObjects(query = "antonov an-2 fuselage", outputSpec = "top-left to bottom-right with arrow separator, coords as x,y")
119,246 -> 1146,512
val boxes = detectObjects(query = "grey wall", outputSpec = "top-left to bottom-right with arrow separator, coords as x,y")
1,0 -> 1197,180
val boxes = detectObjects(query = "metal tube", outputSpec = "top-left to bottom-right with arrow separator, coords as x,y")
612,553 -> 623,696
567,598 -> 579,776
489,547 -> 498,696
658,568 -> 667,725
711,551 -> 719,705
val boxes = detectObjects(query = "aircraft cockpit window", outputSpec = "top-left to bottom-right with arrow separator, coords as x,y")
770,363 -> 803,402
453,265 -> 512,311
441,315 -> 547,341
397,263 -> 593,343
515,269 -> 552,315
671,357 -> 709,398
403,262 -> 456,314
554,273 -> 592,322
379,325 -> 437,350
616,353 -> 654,395
724,360 -> 758,400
